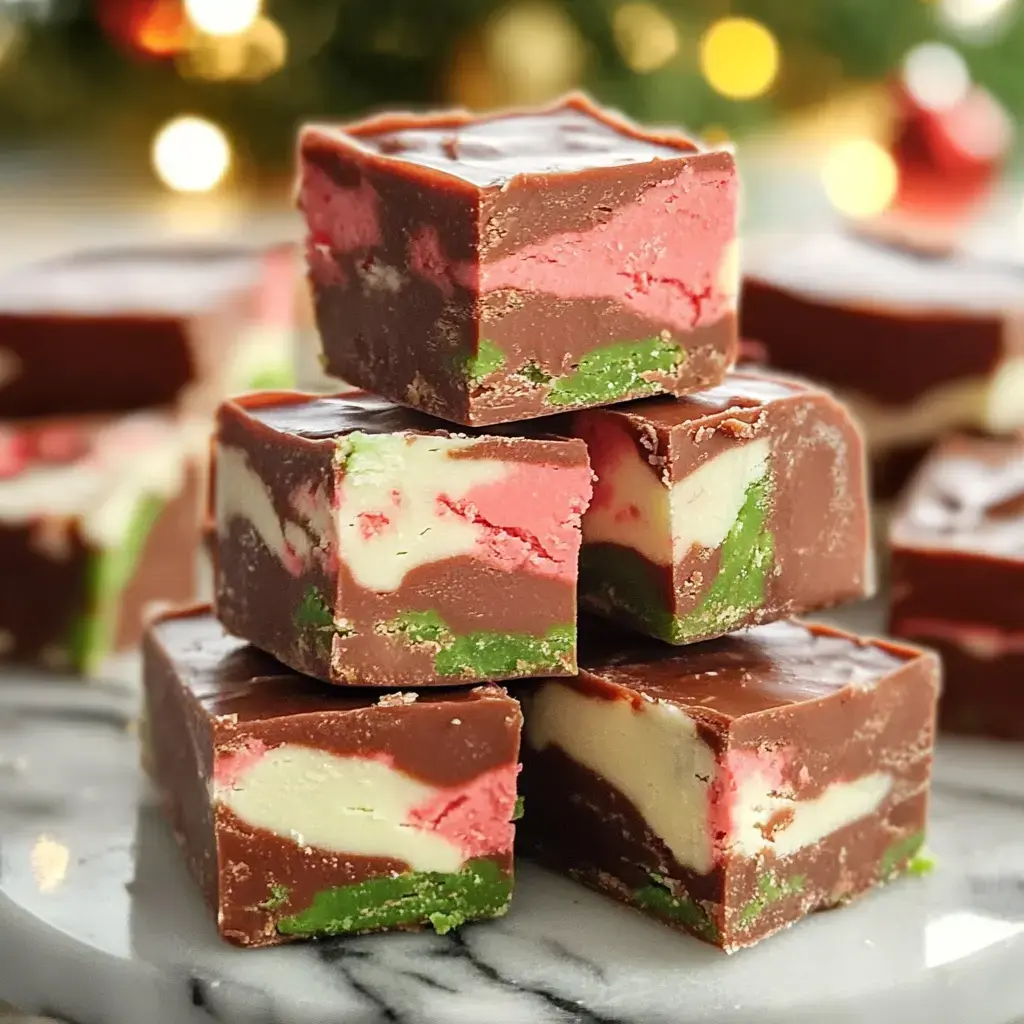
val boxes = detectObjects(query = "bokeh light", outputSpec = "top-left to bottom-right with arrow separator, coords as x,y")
902,43 -> 971,111
822,139 -> 898,218
135,0 -> 187,56
184,0 -> 260,37
613,3 -> 679,74
485,2 -> 585,104
939,0 -> 1015,30
151,116 -> 231,194
699,18 -> 780,100
178,15 -> 286,82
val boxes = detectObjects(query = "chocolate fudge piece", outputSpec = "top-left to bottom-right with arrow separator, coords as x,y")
298,93 -> 738,426
142,605 -> 522,947
0,242 -> 294,419
569,372 -> 872,644
890,434 -> 1024,739
0,413 -> 202,673
519,619 -> 938,952
212,390 -> 592,686
741,231 -> 1024,495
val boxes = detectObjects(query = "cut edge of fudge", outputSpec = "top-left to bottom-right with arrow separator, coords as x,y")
210,389 -> 593,687
0,412 -> 205,673
141,603 -> 523,947
572,370 -> 874,645
518,617 -> 939,952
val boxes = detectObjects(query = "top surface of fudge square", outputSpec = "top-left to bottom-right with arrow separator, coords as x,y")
155,605 -> 516,727
0,243 -> 265,317
588,371 -> 810,433
744,230 -> 1024,314
577,618 -> 924,722
891,434 -> 1024,559
310,93 -> 702,190
230,388 -> 583,451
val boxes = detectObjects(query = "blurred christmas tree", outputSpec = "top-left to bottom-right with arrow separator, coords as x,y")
0,0 -> 1021,181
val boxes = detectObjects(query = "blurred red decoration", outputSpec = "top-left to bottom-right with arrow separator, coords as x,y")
889,73 -> 1013,220
98,0 -> 188,59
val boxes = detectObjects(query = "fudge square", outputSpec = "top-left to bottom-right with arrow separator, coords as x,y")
741,230 -> 1024,495
298,93 -> 738,426
0,242 -> 291,419
519,619 -> 939,952
212,390 -> 592,686
142,606 -> 522,947
0,413 -> 201,674
569,372 -> 872,645
890,434 -> 1024,739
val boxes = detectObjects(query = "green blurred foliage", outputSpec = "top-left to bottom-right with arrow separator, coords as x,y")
0,0 -> 1022,172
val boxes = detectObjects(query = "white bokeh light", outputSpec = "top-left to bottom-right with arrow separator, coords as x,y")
903,43 -> 971,111
151,116 -> 231,194
184,0 -> 260,37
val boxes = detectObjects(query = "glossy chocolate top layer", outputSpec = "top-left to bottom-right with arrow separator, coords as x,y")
152,606 -> 514,722
744,230 -> 1024,313
578,619 -> 918,718
329,95 -> 699,188
891,435 -> 1024,557
599,372 -> 813,430
0,244 -> 264,316
231,390 -> 586,454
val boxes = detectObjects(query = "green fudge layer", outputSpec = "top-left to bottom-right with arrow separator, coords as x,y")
628,830 -> 931,949
580,476 -> 774,644
275,858 -> 512,938
466,336 -> 684,408
386,610 -> 576,678
66,491 -> 170,674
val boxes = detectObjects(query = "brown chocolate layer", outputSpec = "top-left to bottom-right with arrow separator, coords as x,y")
741,231 -> 1023,407
0,244 -> 264,418
149,606 -> 522,784
906,634 -> 1024,740
890,434 -> 1024,630
0,523 -> 89,665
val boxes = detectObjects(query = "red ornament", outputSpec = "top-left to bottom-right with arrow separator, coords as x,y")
889,73 -> 1013,221
98,0 -> 188,59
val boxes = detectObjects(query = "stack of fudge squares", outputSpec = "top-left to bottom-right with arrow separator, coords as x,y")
0,242 -> 296,675
141,95 -> 940,954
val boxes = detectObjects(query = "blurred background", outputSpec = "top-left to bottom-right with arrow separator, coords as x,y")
1,0 -> 1024,259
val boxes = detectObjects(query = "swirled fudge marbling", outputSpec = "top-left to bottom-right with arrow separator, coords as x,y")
298,94 -> 738,425
567,372 -> 872,644
142,606 -> 522,947
518,619 -> 938,951
211,390 -> 592,686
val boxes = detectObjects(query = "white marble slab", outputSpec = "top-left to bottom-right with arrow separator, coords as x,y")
1,675 -> 1023,1024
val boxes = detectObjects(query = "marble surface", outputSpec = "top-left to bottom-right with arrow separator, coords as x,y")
1,671 -> 1024,1024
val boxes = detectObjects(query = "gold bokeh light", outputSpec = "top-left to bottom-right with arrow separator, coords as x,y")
184,0 -> 260,37
700,18 -> 780,100
151,116 -> 232,194
822,139 -> 898,219
613,3 -> 679,74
